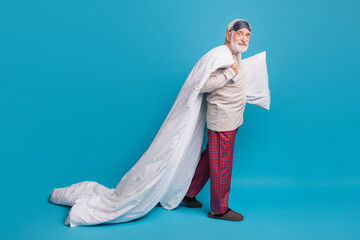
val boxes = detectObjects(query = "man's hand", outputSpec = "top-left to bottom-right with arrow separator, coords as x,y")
230,62 -> 239,75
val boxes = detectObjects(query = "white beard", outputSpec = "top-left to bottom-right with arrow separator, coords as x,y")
230,37 -> 249,53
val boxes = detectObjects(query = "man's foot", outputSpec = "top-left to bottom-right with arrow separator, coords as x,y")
182,196 -> 203,208
207,208 -> 244,221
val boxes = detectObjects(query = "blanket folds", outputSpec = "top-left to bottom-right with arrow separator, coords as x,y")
49,45 -> 270,227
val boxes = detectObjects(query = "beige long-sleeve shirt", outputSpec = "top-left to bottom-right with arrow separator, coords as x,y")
200,54 -> 246,132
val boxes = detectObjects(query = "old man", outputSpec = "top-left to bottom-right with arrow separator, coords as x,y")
182,19 -> 252,222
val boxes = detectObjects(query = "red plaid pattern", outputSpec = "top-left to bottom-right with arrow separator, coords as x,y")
186,127 -> 238,214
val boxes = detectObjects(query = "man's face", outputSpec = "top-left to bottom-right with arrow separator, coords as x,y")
227,28 -> 251,53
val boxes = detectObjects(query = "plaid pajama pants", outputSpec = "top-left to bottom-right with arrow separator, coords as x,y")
186,127 -> 238,214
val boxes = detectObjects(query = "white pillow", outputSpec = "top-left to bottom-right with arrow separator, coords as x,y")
242,51 -> 271,110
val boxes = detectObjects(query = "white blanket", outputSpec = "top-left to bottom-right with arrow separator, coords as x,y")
50,45 -> 270,227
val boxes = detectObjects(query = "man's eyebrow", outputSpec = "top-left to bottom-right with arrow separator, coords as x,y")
238,30 -> 251,35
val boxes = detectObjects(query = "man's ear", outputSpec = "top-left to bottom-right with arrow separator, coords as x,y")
226,31 -> 231,42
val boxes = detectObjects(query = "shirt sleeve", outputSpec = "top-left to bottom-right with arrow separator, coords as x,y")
199,67 -> 237,93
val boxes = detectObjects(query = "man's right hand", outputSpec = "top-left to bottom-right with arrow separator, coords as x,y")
230,62 -> 239,75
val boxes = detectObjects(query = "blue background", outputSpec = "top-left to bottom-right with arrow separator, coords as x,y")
1,0 -> 359,239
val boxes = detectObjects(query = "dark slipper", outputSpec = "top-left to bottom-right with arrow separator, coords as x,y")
182,196 -> 203,208
208,208 -> 244,221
